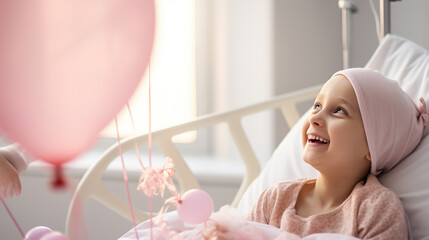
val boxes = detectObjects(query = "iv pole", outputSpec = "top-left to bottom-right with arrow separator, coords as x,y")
338,0 -> 357,69
338,0 -> 401,69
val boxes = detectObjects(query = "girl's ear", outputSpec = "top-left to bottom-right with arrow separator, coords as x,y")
365,152 -> 372,161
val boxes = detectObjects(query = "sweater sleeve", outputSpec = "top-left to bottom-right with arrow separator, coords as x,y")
243,184 -> 279,224
357,189 -> 408,240
0,143 -> 34,173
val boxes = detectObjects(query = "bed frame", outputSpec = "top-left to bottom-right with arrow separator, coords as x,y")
65,84 -> 321,237
65,0 -> 399,238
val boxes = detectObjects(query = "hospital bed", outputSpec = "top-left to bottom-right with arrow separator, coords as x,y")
66,3 -> 429,240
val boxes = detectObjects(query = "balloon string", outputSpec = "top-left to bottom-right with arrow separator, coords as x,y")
148,61 -> 154,240
66,178 -> 88,240
0,197 -> 25,239
148,61 -> 152,169
126,103 -> 145,170
115,118 -> 139,240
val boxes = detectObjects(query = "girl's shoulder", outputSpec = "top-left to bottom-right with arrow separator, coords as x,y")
353,175 -> 408,239
352,174 -> 402,207
357,175 -> 395,193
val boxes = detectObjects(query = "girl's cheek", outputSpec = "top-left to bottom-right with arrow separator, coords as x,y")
301,120 -> 310,147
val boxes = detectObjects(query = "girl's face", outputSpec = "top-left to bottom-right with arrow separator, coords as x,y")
301,75 -> 371,178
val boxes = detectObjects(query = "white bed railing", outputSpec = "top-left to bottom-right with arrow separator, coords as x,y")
65,84 -> 321,239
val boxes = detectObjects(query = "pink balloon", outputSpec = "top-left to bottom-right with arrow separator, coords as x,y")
40,232 -> 69,240
25,226 -> 53,240
177,189 -> 214,225
0,0 -> 155,166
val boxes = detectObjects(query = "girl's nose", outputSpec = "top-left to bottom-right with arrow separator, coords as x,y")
309,112 -> 324,127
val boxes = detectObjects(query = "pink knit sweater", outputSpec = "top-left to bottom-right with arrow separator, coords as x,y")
244,175 -> 407,239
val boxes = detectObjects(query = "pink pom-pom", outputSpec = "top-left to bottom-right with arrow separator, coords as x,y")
25,226 -> 53,240
177,189 -> 214,224
25,226 -> 68,240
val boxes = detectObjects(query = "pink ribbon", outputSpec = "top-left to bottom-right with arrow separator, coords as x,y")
137,157 -> 179,198
1,198 -> 25,239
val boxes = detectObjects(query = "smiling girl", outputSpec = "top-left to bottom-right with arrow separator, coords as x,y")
245,68 -> 427,239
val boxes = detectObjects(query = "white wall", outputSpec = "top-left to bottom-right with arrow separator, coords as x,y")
204,0 -> 275,165
272,0 -> 429,143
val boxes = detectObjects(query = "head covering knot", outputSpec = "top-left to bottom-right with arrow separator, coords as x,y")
333,68 -> 426,176
417,97 -> 428,126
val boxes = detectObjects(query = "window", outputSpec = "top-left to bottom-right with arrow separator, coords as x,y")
101,0 -> 196,143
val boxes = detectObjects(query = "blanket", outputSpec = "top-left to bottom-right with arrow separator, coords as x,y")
118,206 -> 359,240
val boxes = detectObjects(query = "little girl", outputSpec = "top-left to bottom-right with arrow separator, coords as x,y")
244,68 -> 427,239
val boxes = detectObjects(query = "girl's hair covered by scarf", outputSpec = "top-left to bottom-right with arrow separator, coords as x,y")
333,68 -> 427,176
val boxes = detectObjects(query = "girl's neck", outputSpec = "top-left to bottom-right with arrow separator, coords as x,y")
312,173 -> 358,209
295,173 -> 360,218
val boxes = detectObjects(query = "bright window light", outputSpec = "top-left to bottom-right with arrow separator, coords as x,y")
100,0 -> 196,143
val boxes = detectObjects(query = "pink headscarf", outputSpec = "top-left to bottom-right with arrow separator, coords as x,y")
333,68 -> 428,176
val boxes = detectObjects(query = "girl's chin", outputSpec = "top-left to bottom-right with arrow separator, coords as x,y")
302,154 -> 324,167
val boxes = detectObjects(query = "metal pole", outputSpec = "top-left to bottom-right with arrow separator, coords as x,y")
338,0 -> 356,69
342,8 -> 351,69
380,0 -> 390,40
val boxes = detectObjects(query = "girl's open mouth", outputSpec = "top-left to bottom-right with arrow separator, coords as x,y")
307,134 -> 330,144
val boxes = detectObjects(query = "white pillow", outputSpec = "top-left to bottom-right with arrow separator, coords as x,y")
366,34 -> 429,240
236,110 -> 317,214
237,34 -> 429,240
379,136 -> 429,240
365,35 -> 429,103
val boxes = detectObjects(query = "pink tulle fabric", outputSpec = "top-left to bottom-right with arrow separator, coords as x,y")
199,206 -> 271,240
119,206 -> 359,240
199,206 -> 359,240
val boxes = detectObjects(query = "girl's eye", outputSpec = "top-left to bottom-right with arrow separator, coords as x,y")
313,103 -> 321,110
335,107 -> 348,115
